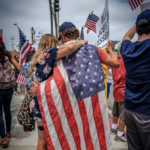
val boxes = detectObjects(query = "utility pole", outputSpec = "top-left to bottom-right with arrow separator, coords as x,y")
49,0 -> 53,35
54,12 -> 58,38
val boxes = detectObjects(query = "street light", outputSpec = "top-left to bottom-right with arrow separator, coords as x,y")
31,27 -> 35,44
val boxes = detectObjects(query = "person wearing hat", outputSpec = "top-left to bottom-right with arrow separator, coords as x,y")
121,9 -> 150,149
31,22 -> 119,150
58,22 -> 119,68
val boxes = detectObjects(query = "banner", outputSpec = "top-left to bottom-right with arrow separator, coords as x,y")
96,0 -> 109,103
96,0 -> 109,49
33,30 -> 44,50
141,2 -> 150,11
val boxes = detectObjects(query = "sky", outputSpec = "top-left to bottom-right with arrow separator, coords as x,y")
0,0 -> 147,51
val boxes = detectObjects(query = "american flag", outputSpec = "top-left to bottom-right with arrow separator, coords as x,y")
16,27 -> 35,85
16,74 -> 25,85
80,26 -> 84,40
129,0 -> 144,10
37,44 -> 112,150
85,13 -> 99,34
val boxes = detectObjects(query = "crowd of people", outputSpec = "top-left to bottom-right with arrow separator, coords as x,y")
0,9 -> 150,150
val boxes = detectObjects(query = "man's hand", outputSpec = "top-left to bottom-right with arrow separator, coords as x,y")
31,82 -> 38,97
78,40 -> 88,45
106,41 -> 113,52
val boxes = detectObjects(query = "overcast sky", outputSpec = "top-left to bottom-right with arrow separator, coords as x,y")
0,0 -> 147,50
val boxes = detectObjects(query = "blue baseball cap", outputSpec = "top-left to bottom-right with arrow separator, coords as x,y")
136,9 -> 150,28
58,22 -> 76,40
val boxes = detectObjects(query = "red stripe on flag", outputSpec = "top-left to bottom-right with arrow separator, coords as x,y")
78,100 -> 94,150
87,29 -> 90,34
21,42 -> 30,55
132,0 -> 136,9
44,76 -> 70,150
21,48 -> 32,65
134,0 -> 139,7
37,82 -> 55,150
86,20 -> 97,25
54,66 -> 81,150
85,24 -> 96,30
91,94 -> 107,150
129,0 -> 135,10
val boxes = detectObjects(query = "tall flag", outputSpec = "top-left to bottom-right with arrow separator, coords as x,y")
129,0 -> 144,10
15,25 -> 35,85
80,26 -> 84,40
17,26 -> 35,65
37,44 -> 112,150
85,13 -> 99,34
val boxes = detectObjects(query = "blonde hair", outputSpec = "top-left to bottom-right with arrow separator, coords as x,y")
29,34 -> 59,78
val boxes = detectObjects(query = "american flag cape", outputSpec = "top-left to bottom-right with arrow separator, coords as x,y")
37,44 -> 112,150
85,13 -> 99,34
129,0 -> 144,10
16,27 -> 35,85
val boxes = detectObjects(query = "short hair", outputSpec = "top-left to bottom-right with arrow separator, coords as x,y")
25,50 -> 36,63
136,19 -> 150,36
62,29 -> 79,39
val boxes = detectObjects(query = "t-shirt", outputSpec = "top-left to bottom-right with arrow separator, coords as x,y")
112,56 -> 126,102
21,62 -> 32,89
121,39 -> 150,114
97,47 -> 107,63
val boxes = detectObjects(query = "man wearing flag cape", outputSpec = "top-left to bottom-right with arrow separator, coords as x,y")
31,22 -> 119,150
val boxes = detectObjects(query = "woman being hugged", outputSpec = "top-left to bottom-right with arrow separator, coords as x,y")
28,34 -> 87,150
0,35 -> 21,147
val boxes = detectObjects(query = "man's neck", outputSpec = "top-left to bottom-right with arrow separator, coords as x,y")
63,38 -> 76,44
138,34 -> 150,42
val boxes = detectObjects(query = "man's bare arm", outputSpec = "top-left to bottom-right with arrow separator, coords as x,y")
122,25 -> 136,41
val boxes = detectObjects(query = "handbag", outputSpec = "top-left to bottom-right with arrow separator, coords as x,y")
17,90 -> 35,131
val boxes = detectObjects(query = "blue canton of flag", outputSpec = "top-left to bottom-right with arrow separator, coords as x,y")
62,44 -> 104,101
85,13 -> 99,34
18,27 -> 27,49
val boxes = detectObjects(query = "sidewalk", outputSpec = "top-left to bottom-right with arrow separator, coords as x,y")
1,90 -> 128,150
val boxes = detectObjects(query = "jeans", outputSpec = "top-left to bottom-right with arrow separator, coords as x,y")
14,73 -> 19,92
0,88 -> 13,139
107,83 -> 112,98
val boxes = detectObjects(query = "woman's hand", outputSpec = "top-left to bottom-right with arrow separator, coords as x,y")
106,40 -> 113,52
31,82 -> 38,97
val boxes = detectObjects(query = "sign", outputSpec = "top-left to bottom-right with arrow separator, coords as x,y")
33,30 -> 44,50
96,0 -> 109,49
141,2 -> 150,11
